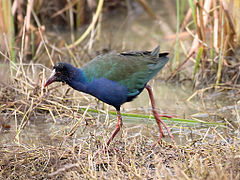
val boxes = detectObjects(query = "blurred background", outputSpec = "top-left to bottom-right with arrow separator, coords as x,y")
0,0 -> 239,87
0,1 -> 240,179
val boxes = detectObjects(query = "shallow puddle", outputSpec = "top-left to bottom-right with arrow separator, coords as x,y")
0,0 -> 239,147
1,79 -> 238,147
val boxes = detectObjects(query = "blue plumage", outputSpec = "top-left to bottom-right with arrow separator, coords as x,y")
53,65 -> 129,109
44,46 -> 173,146
86,78 -> 128,109
45,46 -> 169,110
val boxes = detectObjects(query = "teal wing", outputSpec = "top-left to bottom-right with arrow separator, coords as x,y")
82,46 -> 169,96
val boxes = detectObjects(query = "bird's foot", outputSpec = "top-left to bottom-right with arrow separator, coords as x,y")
151,135 -> 163,148
154,111 -> 174,140
157,114 -> 176,119
145,85 -> 174,142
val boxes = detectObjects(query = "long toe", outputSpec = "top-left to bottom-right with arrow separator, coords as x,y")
151,135 -> 163,148
157,116 -> 174,140
158,114 -> 176,119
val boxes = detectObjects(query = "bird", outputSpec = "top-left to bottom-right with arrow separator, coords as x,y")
44,46 -> 173,147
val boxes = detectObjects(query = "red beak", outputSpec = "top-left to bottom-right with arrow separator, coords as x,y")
44,70 -> 56,87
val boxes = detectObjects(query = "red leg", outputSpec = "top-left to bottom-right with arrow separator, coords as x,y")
106,110 -> 122,146
145,85 -> 174,147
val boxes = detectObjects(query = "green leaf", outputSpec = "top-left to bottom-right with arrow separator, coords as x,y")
193,46 -> 203,80
81,107 -> 227,127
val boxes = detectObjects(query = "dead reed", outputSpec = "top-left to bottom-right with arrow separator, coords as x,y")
0,131 -> 239,179
0,0 -> 240,179
171,0 -> 240,87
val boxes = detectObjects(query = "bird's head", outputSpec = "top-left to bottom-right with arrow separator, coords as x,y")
44,63 -> 75,87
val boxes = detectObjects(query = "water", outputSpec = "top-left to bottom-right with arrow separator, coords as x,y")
0,0 -> 239,146
123,81 -> 197,118
1,78 -> 237,147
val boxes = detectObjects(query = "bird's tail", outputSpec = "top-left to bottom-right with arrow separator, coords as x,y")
151,45 -> 161,57
147,45 -> 170,81
151,45 -> 169,59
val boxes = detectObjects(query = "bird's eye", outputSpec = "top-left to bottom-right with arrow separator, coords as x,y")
57,72 -> 62,75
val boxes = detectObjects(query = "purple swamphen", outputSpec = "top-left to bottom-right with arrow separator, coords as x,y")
44,46 -> 173,146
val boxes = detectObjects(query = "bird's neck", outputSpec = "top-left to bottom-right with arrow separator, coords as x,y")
67,68 -> 88,93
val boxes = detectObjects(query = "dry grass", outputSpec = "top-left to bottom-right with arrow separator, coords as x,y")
170,0 -> 240,87
0,60 -> 239,179
0,1 -> 240,179
0,133 -> 239,179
